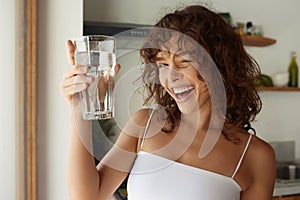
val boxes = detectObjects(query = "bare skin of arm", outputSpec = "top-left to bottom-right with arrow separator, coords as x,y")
61,40 -> 149,200
240,136 -> 276,200
67,109 -> 148,200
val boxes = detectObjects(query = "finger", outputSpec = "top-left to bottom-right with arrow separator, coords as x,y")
62,74 -> 93,88
114,64 -> 121,75
62,83 -> 89,96
63,65 -> 89,80
97,76 -> 107,103
66,40 -> 76,65
62,83 -> 89,98
115,64 -> 121,73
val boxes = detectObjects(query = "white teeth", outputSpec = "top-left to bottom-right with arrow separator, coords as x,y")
172,86 -> 194,94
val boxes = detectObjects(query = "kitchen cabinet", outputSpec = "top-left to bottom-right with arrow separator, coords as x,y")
273,195 -> 300,200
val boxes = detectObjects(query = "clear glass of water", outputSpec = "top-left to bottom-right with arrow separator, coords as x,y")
74,35 -> 116,120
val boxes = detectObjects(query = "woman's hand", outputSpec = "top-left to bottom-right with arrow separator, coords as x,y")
60,40 -> 120,106
60,40 -> 91,105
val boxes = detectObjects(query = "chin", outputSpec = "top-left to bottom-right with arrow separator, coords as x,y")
177,101 -> 199,114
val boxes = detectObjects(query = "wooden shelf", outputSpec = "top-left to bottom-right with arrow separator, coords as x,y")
242,35 -> 276,47
258,86 -> 300,92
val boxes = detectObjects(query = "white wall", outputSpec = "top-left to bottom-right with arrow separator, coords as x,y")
0,0 -> 16,199
85,0 -> 300,156
37,0 -> 82,199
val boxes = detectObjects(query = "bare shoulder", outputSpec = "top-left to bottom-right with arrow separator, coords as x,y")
244,134 -> 276,195
248,135 -> 276,168
122,108 -> 153,134
114,108 -> 153,153
130,108 -> 153,126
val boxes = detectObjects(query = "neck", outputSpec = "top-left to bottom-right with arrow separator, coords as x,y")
181,96 -> 212,133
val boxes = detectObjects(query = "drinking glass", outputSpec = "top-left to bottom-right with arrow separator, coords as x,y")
74,35 -> 116,120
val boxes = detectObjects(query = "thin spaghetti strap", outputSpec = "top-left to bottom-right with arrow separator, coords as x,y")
231,134 -> 253,179
140,109 -> 156,150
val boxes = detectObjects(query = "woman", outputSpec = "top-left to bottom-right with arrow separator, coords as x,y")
61,5 -> 276,200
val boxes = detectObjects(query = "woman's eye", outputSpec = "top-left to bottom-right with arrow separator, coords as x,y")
179,60 -> 192,67
157,63 -> 168,68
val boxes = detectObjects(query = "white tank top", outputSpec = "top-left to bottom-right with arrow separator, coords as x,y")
127,110 -> 252,200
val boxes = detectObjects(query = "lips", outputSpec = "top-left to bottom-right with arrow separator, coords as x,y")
172,86 -> 195,102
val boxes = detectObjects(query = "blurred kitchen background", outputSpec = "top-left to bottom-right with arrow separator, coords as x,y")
83,0 -> 300,149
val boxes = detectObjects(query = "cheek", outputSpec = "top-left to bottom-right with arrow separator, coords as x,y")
158,69 -> 167,88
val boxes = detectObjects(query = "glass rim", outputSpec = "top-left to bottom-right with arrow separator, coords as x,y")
73,35 -> 115,42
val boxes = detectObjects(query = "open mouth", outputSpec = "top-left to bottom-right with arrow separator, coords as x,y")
172,86 -> 195,102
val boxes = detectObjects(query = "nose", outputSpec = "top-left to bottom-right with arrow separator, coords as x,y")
167,67 -> 180,82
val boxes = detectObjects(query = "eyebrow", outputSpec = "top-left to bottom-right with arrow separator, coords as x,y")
155,51 -> 170,61
176,50 -> 189,57
155,56 -> 167,61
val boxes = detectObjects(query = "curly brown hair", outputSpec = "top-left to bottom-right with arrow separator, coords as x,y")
139,5 -> 262,137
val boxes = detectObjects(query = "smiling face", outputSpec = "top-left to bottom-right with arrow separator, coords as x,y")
156,50 -> 210,114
